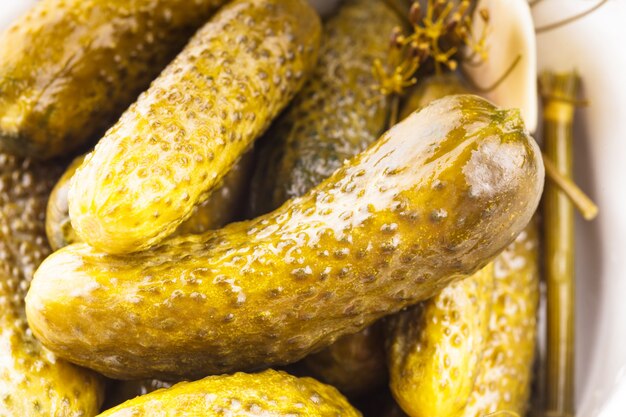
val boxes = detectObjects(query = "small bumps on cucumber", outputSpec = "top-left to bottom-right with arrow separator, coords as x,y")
98,370 -> 361,417
68,0 -> 322,254
0,153 -> 104,417
27,95 -> 544,380
461,222 -> 539,417
387,264 -> 494,417
46,153 -> 252,251
174,153 -> 253,236
250,0 -> 401,214
0,0 -> 230,159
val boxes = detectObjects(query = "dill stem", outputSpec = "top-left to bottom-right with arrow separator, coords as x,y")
535,0 -> 608,34
540,71 -> 580,417
542,153 -> 598,220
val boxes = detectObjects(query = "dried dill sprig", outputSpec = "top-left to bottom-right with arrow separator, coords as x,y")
373,0 -> 489,100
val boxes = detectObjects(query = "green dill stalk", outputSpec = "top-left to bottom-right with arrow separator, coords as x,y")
540,71 -> 580,417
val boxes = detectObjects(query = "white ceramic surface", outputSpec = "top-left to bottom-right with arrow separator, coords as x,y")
1,1 -> 625,415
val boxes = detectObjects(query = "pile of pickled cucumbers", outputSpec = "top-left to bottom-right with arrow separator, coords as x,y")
0,0 -> 595,416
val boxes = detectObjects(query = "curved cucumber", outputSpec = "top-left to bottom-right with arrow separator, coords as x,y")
69,0 -> 322,254
98,370 -> 361,417
27,95 -> 544,380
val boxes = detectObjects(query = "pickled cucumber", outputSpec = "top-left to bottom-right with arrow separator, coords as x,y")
461,222 -> 539,417
98,370 -> 361,416
68,0 -> 322,254
250,0 -> 400,213
46,153 -> 252,250
0,0 -> 230,159
0,153 -> 103,416
386,264 -> 494,417
27,95 -> 544,380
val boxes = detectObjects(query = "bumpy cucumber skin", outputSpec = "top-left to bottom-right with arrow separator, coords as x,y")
68,0 -> 322,254
27,95 -> 544,380
46,153 -> 252,250
387,263 -> 494,417
0,153 -> 103,416
462,222 -> 539,417
98,370 -> 361,416
250,0 -> 401,395
304,321 -> 387,396
251,0 -> 399,214
175,153 -> 253,235
0,0 -> 229,159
